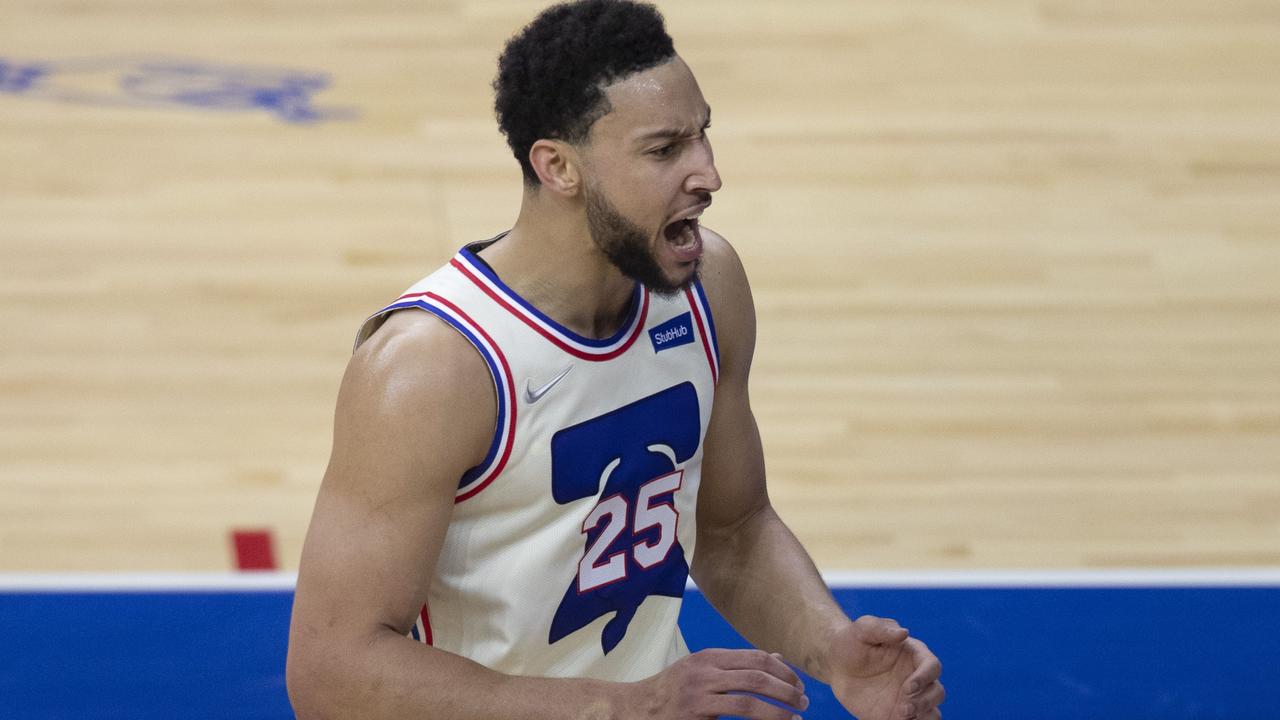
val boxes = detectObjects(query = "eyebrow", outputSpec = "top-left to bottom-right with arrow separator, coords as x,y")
634,106 -> 712,145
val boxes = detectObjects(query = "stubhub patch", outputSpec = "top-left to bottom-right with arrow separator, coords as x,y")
650,312 -> 695,353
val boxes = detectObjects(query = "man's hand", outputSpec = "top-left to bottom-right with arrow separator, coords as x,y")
627,648 -> 809,719
828,616 -> 944,720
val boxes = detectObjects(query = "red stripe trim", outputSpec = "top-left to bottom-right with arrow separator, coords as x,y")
685,288 -> 718,386
423,291 -> 517,503
419,604 -> 433,645
451,258 -> 648,362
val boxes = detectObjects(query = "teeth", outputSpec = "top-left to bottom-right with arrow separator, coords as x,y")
664,208 -> 705,246
672,220 -> 694,247
675,206 -> 706,223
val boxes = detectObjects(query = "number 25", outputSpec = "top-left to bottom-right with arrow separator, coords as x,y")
577,470 -> 683,593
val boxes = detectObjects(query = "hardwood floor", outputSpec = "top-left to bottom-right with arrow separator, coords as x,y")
1,0 -> 1277,571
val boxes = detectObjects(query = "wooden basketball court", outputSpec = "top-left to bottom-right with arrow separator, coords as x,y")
2,0 -> 1278,572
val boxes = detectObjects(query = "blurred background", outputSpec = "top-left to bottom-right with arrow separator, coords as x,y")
2,1 -> 1278,717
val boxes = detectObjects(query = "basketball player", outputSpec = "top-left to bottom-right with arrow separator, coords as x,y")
287,2 -> 944,718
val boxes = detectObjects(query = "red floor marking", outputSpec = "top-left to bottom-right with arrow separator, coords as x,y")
231,529 -> 278,571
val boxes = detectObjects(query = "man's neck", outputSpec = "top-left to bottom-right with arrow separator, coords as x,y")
476,193 -> 638,340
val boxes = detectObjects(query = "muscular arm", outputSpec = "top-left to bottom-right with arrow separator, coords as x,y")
690,231 -> 851,682
286,311 -> 620,720
691,230 -> 943,720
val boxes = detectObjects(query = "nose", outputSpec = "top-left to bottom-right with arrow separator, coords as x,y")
685,138 -> 722,195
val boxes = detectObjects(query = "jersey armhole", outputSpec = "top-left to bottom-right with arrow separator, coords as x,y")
355,298 -> 516,502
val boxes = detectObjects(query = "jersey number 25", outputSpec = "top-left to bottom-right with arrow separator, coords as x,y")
548,382 -> 702,653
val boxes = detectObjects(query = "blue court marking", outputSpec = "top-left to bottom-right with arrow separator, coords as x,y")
1,575 -> 1277,719
683,586 -> 1280,720
1,590 -> 295,720
0,55 -> 355,124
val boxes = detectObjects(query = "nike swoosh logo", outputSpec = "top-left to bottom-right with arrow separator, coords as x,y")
524,365 -> 574,404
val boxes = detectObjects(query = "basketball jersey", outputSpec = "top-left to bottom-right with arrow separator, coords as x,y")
354,238 -> 721,682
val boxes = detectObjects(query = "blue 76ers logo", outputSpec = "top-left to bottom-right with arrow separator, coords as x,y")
0,55 -> 354,124
548,383 -> 701,654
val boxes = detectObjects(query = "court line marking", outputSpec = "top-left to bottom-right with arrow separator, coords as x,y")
2,567 -> 1280,592
0,572 -> 299,592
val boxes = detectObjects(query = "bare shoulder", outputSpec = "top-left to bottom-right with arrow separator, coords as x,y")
292,308 -> 496,651
696,225 -> 756,372
351,309 -> 493,405
696,225 -> 751,304
334,308 -> 496,484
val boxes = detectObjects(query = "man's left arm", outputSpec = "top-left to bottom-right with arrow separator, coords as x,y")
690,229 -> 944,720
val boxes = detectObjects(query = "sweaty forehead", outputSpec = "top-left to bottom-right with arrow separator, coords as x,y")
595,57 -> 707,142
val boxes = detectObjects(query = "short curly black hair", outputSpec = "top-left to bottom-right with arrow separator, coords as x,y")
494,0 -> 676,185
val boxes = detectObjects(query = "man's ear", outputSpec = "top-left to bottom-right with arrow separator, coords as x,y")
529,139 -> 582,195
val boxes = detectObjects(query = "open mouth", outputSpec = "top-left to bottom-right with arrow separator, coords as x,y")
663,217 -> 698,247
661,216 -> 703,263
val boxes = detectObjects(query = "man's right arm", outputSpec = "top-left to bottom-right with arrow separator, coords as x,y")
286,310 -> 807,720
287,310 -> 621,719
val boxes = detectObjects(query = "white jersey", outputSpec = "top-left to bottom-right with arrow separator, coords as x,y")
355,239 -> 721,681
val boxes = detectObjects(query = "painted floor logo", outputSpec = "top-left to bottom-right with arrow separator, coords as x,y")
0,55 -> 354,124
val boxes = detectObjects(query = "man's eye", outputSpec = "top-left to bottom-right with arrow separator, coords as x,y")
650,144 -> 676,158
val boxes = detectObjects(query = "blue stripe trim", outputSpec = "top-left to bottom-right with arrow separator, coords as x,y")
457,248 -> 643,348
692,280 -> 720,366
380,300 -> 506,490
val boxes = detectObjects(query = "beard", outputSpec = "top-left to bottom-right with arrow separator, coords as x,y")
584,183 -> 697,297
